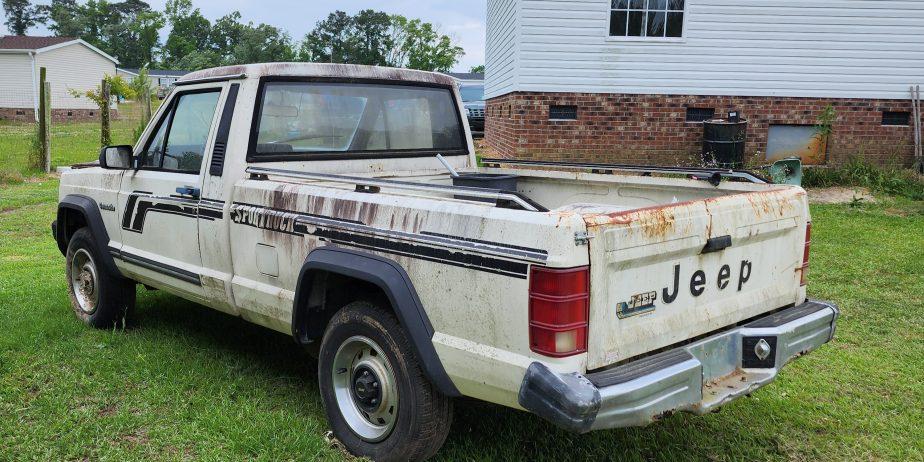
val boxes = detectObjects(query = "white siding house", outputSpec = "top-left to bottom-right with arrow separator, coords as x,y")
0,36 -> 118,120
486,0 -> 924,100
484,0 -> 924,167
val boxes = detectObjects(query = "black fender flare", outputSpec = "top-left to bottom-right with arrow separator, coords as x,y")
56,194 -> 122,277
292,247 -> 460,397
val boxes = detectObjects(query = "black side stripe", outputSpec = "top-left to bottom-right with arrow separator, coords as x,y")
229,203 -> 541,278
122,192 -> 224,233
109,248 -> 201,286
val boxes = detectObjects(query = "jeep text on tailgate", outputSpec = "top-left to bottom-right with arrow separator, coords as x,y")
52,63 -> 838,461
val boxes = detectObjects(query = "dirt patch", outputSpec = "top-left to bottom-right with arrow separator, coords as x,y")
806,187 -> 875,205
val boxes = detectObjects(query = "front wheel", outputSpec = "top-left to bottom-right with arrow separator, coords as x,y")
318,301 -> 452,461
65,227 -> 135,328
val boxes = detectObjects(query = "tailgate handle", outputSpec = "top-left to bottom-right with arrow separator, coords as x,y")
702,235 -> 732,254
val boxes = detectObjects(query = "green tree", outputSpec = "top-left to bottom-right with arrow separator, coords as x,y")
44,0 -> 83,37
173,49 -> 221,71
104,1 -> 164,68
162,0 -> 210,66
229,23 -> 294,65
347,9 -> 391,65
470,64 -> 484,74
43,0 -> 162,69
298,10 -> 354,63
209,11 -> 246,62
387,15 -> 464,72
2,0 -> 46,35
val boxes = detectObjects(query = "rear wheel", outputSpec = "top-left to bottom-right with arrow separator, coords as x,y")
65,228 -> 135,328
318,301 -> 452,461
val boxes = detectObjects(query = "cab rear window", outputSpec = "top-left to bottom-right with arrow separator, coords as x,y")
250,81 -> 466,159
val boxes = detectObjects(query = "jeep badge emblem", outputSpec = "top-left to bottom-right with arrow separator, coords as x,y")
754,338 -> 772,361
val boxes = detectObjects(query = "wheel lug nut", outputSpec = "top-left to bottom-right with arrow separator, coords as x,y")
372,382 -> 378,388
370,398 -> 377,405
363,371 -> 370,377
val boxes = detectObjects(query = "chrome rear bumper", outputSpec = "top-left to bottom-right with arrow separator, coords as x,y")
518,299 -> 839,433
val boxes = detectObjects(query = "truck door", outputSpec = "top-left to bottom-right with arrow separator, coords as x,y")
116,87 -> 223,300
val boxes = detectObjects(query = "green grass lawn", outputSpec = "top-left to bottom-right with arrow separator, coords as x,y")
0,179 -> 921,461
0,102 -> 150,179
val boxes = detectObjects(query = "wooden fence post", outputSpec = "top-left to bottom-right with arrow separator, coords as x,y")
100,78 -> 111,147
37,67 -> 51,173
42,83 -> 51,173
142,87 -> 152,123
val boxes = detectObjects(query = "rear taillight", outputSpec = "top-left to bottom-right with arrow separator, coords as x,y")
800,222 -> 811,286
528,266 -> 589,357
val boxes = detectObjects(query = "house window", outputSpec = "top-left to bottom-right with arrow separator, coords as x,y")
610,0 -> 685,38
549,105 -> 578,120
881,111 -> 910,126
686,107 -> 715,122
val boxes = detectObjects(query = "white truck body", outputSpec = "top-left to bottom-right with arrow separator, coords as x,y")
54,63 -> 837,452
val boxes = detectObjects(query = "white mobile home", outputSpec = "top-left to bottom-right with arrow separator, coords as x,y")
0,36 -> 118,121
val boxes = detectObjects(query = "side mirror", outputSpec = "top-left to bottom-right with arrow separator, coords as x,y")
99,145 -> 133,170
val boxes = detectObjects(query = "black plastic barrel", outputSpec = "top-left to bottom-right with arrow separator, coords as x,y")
703,118 -> 748,168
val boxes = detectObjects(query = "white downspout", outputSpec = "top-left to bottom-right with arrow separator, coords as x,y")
30,51 -> 38,122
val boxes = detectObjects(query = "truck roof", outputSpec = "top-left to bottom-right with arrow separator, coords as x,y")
179,62 -> 457,87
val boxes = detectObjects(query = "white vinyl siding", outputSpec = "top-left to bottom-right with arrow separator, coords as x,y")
486,0 -> 924,99
0,53 -> 36,108
35,43 -> 117,110
485,0 -> 520,98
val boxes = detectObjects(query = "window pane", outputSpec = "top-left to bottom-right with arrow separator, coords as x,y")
666,12 -> 684,37
628,11 -> 645,36
255,83 -> 464,155
649,0 -> 667,10
142,114 -> 170,168
646,11 -> 666,36
459,85 -> 484,102
163,92 -> 220,172
610,10 -> 628,36
611,0 -> 628,9
668,0 -> 685,10
629,0 -> 645,9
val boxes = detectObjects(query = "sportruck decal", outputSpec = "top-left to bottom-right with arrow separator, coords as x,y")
229,203 -> 547,279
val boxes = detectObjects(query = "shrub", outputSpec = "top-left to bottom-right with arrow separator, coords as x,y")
803,157 -> 924,200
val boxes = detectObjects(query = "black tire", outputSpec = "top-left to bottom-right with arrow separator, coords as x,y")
319,301 -> 453,461
65,227 -> 135,328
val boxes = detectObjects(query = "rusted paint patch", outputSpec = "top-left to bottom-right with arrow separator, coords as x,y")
581,204 -> 679,239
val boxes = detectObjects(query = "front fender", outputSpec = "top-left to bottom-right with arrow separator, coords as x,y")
56,194 -> 122,277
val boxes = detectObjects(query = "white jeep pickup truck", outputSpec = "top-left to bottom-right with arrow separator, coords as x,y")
53,63 -> 838,461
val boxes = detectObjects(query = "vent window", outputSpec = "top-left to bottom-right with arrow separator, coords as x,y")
882,111 -> 910,126
686,107 -> 715,122
549,105 -> 578,120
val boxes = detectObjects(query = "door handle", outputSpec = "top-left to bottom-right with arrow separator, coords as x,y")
702,235 -> 732,254
175,186 -> 200,199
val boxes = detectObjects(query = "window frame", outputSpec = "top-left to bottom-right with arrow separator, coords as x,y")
605,0 -> 688,43
137,87 -> 224,175
246,76 -> 471,163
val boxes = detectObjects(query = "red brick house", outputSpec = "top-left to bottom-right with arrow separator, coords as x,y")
484,0 -> 924,167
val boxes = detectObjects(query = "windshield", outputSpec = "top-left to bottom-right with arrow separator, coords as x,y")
459,85 -> 484,102
254,82 -> 465,156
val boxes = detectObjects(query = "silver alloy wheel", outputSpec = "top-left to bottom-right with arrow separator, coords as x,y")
331,335 -> 399,442
70,248 -> 99,315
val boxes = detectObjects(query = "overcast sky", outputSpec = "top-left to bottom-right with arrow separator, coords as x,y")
1,0 -> 487,71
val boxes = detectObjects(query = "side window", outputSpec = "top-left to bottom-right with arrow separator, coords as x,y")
140,90 -> 221,173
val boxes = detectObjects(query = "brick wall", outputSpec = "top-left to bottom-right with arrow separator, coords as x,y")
485,92 -> 920,167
